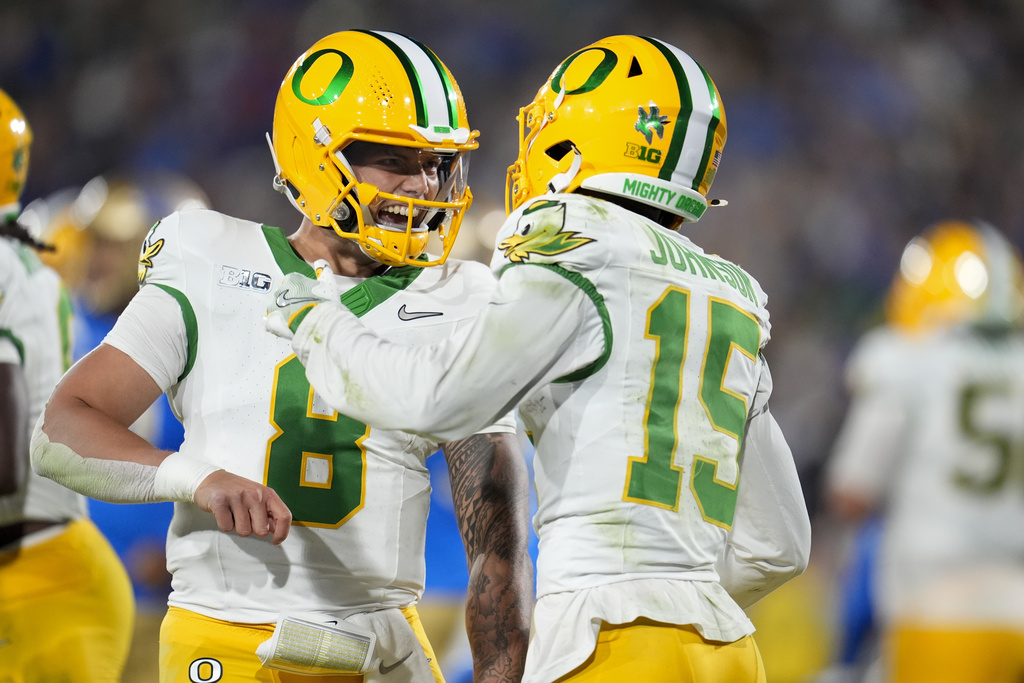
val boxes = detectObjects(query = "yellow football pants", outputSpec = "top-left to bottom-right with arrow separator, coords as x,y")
556,619 -> 767,683
888,624 -> 1024,683
159,604 -> 445,682
0,518 -> 135,682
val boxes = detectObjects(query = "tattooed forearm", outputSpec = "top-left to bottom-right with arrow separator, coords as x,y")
444,432 -> 533,682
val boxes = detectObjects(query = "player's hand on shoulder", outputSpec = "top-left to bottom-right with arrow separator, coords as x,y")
193,470 -> 293,545
264,263 -> 341,340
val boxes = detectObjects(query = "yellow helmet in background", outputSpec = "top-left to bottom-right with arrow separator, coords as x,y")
0,88 -> 32,220
506,35 -> 726,226
37,172 -> 209,313
270,30 -> 478,267
885,220 -> 1024,334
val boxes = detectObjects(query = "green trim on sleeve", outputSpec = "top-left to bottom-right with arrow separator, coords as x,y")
150,283 -> 198,382
0,329 -> 25,364
500,262 -> 612,383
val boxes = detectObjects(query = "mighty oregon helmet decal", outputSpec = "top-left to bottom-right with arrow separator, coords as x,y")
290,49 -> 354,106
642,37 -> 722,192
358,30 -> 458,132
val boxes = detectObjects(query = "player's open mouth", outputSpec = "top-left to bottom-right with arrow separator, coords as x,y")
374,202 -> 427,231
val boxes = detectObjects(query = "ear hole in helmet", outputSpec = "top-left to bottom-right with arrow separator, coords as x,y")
628,57 -> 643,77
331,195 -> 358,233
545,140 -> 575,162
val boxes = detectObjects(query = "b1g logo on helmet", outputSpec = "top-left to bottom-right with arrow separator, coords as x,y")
624,143 -> 662,164
624,104 -> 668,164
291,49 -> 354,106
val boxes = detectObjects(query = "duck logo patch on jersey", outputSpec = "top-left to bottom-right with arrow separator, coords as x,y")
137,231 -> 165,285
499,200 -> 593,263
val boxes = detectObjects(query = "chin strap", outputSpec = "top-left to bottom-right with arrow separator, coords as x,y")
267,132 -> 305,216
547,143 -> 582,194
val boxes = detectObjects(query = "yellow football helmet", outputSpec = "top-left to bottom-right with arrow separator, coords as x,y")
38,173 -> 209,312
270,30 -> 478,267
506,35 -> 726,226
885,220 -> 1024,333
0,88 -> 32,220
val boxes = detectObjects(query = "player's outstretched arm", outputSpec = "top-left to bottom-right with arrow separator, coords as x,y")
444,432 -> 533,683
284,265 -> 601,443
31,344 -> 292,544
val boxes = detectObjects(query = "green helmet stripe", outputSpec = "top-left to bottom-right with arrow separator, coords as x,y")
358,30 -> 427,128
642,37 -> 719,190
693,66 -> 722,191
406,35 -> 459,128
642,37 -> 690,184
359,30 -> 459,133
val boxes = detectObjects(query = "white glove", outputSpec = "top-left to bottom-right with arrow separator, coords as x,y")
265,262 -> 341,340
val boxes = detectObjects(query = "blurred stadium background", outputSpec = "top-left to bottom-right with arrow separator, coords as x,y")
5,0 -> 1024,680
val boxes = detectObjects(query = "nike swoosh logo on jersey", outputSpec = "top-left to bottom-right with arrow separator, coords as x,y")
276,289 -> 320,308
378,651 -> 412,675
397,304 -> 443,321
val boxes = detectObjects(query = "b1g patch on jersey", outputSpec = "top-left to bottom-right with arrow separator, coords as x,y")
218,265 -> 272,291
498,200 -> 593,264
137,231 -> 164,285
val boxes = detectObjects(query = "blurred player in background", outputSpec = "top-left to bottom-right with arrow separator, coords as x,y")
0,86 -> 134,681
22,172 -> 209,680
827,220 -> 1024,682
267,35 -> 811,682
32,30 -> 531,682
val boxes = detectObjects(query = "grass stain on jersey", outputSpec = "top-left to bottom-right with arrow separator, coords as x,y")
499,200 -> 593,263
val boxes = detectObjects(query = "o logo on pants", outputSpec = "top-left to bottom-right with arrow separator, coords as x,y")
189,658 -> 223,682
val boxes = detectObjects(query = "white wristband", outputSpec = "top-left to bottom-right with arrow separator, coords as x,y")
153,452 -> 222,502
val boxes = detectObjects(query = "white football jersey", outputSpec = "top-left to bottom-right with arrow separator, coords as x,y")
284,194 -> 809,681
0,236 -> 87,526
830,325 -> 1024,622
104,208 -> 512,623
492,195 -> 773,597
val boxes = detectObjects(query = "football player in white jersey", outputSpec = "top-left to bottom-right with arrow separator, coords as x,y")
31,31 -> 532,682
0,87 -> 134,681
826,220 -> 1024,682
266,35 -> 811,683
